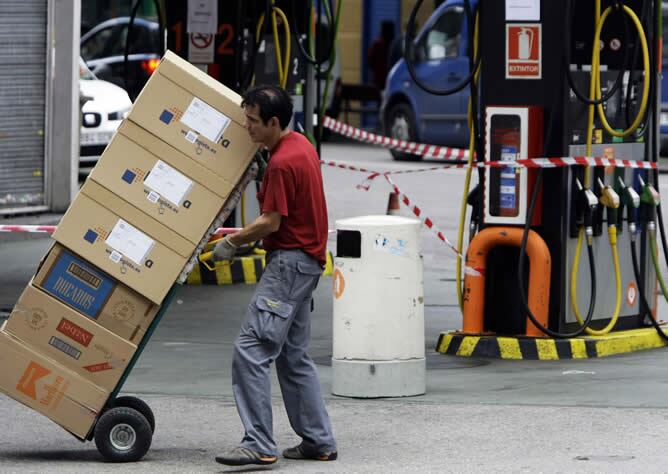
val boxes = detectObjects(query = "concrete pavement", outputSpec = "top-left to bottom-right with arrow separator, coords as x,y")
3,143 -> 668,471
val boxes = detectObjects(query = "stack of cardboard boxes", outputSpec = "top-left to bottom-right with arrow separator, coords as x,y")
0,51 -> 258,439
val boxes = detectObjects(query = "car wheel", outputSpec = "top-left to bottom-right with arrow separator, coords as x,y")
386,103 -> 421,161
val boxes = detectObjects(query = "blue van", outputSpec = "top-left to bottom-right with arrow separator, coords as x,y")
381,0 -> 667,160
381,0 -> 474,160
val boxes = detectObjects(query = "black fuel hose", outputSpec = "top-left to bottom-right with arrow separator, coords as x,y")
564,0 -> 631,106
242,1 -> 274,91
517,170 -> 598,338
404,0 -> 481,96
630,234 -> 668,340
623,0 -> 652,132
125,0 -> 164,98
289,0 -> 337,66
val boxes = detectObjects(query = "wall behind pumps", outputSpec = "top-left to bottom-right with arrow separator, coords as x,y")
401,0 -> 435,31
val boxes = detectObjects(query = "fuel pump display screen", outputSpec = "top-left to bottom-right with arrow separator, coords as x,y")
489,115 -> 522,217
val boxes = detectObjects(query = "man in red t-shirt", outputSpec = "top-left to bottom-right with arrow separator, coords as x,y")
212,86 -> 337,468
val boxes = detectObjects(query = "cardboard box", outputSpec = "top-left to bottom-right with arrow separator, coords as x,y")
53,180 -> 192,304
128,50 -> 258,185
33,244 -> 159,344
90,121 -> 230,245
5,284 -> 137,392
0,330 -> 107,438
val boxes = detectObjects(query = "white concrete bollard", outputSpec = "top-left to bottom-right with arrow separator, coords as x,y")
332,215 -> 425,397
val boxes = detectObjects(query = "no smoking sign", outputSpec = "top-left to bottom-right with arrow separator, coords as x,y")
189,33 -> 214,64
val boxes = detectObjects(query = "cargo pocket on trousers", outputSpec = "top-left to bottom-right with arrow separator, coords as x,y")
253,295 -> 294,345
288,261 -> 323,300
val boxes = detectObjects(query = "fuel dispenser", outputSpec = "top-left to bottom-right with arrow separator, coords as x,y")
450,0 -> 664,340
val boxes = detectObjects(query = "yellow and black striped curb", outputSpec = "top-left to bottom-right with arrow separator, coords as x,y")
436,327 -> 668,360
186,252 -> 333,285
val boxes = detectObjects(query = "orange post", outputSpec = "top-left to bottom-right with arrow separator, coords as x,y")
462,227 -> 551,337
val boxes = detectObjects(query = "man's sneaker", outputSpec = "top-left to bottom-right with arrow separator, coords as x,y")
282,444 -> 338,461
215,447 -> 278,466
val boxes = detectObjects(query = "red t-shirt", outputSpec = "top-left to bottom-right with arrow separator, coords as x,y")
257,132 -> 328,266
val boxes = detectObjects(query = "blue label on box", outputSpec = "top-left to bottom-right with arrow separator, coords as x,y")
84,229 -> 98,244
41,250 -> 116,319
159,110 -> 174,124
122,169 -> 136,184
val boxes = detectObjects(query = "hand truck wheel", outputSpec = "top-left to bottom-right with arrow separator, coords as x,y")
94,406 -> 152,462
113,396 -> 155,433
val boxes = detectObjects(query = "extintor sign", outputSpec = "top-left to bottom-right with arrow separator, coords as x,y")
506,24 -> 541,79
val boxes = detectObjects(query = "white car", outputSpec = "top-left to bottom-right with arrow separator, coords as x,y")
79,59 -> 132,179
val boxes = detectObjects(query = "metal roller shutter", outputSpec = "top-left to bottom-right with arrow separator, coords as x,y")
0,1 -> 47,213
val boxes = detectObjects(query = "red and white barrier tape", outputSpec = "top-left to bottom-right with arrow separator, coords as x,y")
382,174 -> 461,257
485,156 -> 657,170
0,225 -> 338,236
323,117 -> 658,170
0,226 -> 241,235
0,225 -> 56,233
323,116 -> 470,161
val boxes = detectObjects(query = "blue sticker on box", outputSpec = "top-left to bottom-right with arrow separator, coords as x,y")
41,249 -> 116,319
84,229 -> 98,244
159,110 -> 174,124
122,169 -> 136,184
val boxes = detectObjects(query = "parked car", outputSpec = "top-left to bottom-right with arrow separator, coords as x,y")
380,0 -> 472,160
80,17 -> 161,100
79,59 -> 132,180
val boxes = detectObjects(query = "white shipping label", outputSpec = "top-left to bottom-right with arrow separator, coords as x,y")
105,219 -> 155,265
144,160 -> 194,206
180,97 -> 231,144
506,0 -> 540,21
187,0 -> 218,34
147,191 -> 160,203
185,130 -> 198,143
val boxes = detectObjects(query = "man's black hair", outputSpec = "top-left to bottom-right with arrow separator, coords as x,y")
241,85 -> 293,129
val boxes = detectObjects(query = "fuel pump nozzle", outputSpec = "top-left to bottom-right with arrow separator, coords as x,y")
576,178 -> 598,244
617,176 -> 640,239
597,178 -> 620,244
638,175 -> 660,233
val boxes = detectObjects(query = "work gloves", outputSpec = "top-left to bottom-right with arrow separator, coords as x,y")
213,236 -> 238,261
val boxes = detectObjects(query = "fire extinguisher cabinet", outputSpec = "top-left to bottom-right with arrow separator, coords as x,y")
332,215 -> 425,397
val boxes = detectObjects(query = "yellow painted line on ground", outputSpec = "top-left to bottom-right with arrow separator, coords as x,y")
497,337 -> 523,359
457,336 -> 480,356
241,257 -> 257,284
569,339 -> 588,359
535,339 -> 559,360
595,331 -> 665,357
